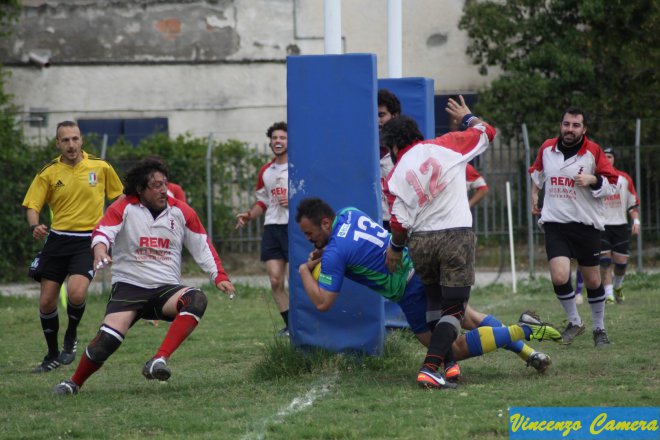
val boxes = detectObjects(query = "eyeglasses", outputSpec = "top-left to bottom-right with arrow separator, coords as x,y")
147,179 -> 168,190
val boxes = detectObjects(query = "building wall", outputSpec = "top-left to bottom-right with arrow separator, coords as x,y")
2,0 -> 498,144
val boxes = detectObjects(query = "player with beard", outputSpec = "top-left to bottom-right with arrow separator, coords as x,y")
236,122 -> 290,336
530,107 -> 618,347
53,158 -> 235,395
296,198 -> 560,386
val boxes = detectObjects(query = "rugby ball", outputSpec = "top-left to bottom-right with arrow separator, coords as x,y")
312,262 -> 322,281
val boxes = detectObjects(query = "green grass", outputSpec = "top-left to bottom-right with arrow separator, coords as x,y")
1,275 -> 659,440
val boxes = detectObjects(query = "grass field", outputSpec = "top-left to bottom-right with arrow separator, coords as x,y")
1,273 -> 658,440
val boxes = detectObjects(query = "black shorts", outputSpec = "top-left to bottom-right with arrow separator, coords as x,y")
261,224 -> 289,262
543,222 -> 601,266
28,231 -> 94,283
601,224 -> 630,255
105,282 -> 187,322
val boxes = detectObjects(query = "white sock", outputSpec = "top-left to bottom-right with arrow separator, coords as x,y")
590,299 -> 605,330
613,275 -> 624,289
558,296 -> 581,326
604,284 -> 614,297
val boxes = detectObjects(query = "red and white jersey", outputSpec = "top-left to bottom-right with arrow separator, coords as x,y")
602,169 -> 639,225
466,164 -> 488,191
91,195 -> 229,289
386,123 -> 496,232
255,159 -> 288,225
529,136 -> 618,230
380,153 -> 394,222
166,182 -> 186,202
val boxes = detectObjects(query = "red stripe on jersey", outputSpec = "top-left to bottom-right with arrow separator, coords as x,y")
255,158 -> 276,191
425,124 -> 496,155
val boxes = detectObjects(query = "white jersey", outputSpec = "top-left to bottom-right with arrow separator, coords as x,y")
91,195 -> 229,289
386,123 -> 496,233
380,153 -> 394,222
603,170 -> 639,226
255,159 -> 288,225
529,136 -> 618,231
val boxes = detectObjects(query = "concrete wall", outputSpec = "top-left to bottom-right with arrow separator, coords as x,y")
2,0 -> 498,144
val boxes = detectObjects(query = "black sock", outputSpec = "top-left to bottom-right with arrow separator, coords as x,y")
65,300 -> 86,340
40,309 -> 59,358
280,310 -> 289,327
423,322 -> 457,371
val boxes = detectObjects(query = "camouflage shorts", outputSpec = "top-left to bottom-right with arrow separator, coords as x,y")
407,228 -> 475,287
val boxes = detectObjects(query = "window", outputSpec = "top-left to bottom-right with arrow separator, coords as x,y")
77,118 -> 168,146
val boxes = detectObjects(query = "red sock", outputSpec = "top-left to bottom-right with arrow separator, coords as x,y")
155,314 -> 199,359
71,352 -> 103,387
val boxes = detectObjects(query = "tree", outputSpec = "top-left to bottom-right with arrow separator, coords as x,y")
459,0 -> 659,146
0,1 -> 43,281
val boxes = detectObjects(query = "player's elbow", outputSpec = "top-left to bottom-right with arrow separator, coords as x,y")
315,301 -> 332,313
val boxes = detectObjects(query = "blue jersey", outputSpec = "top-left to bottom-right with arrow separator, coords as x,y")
317,207 -> 414,302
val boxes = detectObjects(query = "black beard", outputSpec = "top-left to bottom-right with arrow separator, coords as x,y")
560,134 -> 584,148
390,152 -> 397,165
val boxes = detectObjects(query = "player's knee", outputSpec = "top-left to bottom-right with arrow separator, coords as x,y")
86,325 -> 123,363
586,284 -> 605,299
439,298 -> 465,331
437,316 -> 460,341
426,309 -> 441,331
176,288 -> 208,320
599,256 -> 612,270
614,262 -> 628,272
269,275 -> 285,290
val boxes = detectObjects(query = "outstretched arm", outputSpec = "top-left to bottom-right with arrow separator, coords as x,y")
446,95 -> 485,128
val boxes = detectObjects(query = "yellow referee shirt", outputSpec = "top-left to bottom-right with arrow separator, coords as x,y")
22,151 -> 124,231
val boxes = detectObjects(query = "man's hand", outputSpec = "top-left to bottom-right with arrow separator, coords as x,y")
309,248 -> 324,262
235,212 -> 251,229
216,280 -> 236,300
385,246 -> 403,273
574,173 -> 597,187
93,243 -> 112,270
531,185 -> 541,215
31,224 -> 48,240
445,95 -> 472,122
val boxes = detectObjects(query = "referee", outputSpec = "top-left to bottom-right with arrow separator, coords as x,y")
23,121 -> 123,373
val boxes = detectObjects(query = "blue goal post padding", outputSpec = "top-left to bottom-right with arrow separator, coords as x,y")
378,77 -> 435,139
287,54 -> 385,355
377,77 -> 435,329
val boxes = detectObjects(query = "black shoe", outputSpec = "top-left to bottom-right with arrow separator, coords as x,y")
142,357 -> 171,381
593,329 -> 610,348
59,337 -> 78,365
277,327 -> 290,337
561,322 -> 585,345
33,355 -> 62,374
53,379 -> 79,396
